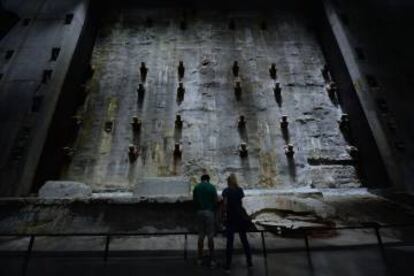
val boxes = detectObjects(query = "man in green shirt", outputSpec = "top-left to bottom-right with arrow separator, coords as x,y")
193,174 -> 218,267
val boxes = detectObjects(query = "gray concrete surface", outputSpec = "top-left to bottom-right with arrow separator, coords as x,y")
64,6 -> 359,194
134,177 -> 190,197
39,181 -> 92,198
0,0 -> 90,196
0,0 -> 410,198
322,0 -> 414,192
0,189 -> 413,234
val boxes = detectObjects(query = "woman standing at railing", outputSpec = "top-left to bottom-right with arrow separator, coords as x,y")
222,173 -> 253,273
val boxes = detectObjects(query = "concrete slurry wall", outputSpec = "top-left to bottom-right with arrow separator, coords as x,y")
64,7 -> 360,193
0,0 -> 90,196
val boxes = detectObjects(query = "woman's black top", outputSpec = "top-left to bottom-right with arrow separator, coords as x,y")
222,186 -> 245,226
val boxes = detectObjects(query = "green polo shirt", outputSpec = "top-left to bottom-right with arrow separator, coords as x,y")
193,181 -> 217,212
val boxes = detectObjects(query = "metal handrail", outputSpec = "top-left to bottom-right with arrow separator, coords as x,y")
1,222 -> 413,237
0,223 -> 413,276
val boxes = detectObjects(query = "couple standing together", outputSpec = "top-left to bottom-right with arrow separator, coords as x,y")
193,173 -> 253,272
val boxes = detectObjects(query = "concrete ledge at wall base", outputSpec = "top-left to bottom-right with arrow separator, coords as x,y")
39,181 -> 92,198
134,177 -> 190,197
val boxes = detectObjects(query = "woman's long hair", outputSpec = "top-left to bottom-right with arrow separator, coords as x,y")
227,173 -> 239,189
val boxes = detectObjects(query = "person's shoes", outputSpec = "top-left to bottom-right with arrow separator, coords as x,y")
247,260 -> 253,268
224,265 -> 231,274
196,258 -> 203,266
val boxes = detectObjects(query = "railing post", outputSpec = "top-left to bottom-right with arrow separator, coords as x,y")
184,234 -> 188,260
373,225 -> 386,262
22,235 -> 35,276
104,236 -> 110,263
303,230 -> 313,269
260,231 -> 267,259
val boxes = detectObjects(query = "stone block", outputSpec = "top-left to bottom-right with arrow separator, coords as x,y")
39,181 -> 92,198
134,177 -> 190,197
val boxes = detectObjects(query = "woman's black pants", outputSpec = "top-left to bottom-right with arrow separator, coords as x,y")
226,224 -> 252,267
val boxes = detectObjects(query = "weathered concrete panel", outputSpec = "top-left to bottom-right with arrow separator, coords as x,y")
64,7 -> 359,193
0,0 -> 91,196
39,181 -> 92,198
321,0 -> 402,189
322,0 -> 414,192
134,177 -> 190,197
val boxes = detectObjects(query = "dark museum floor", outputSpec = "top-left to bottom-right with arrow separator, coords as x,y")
1,246 -> 414,276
